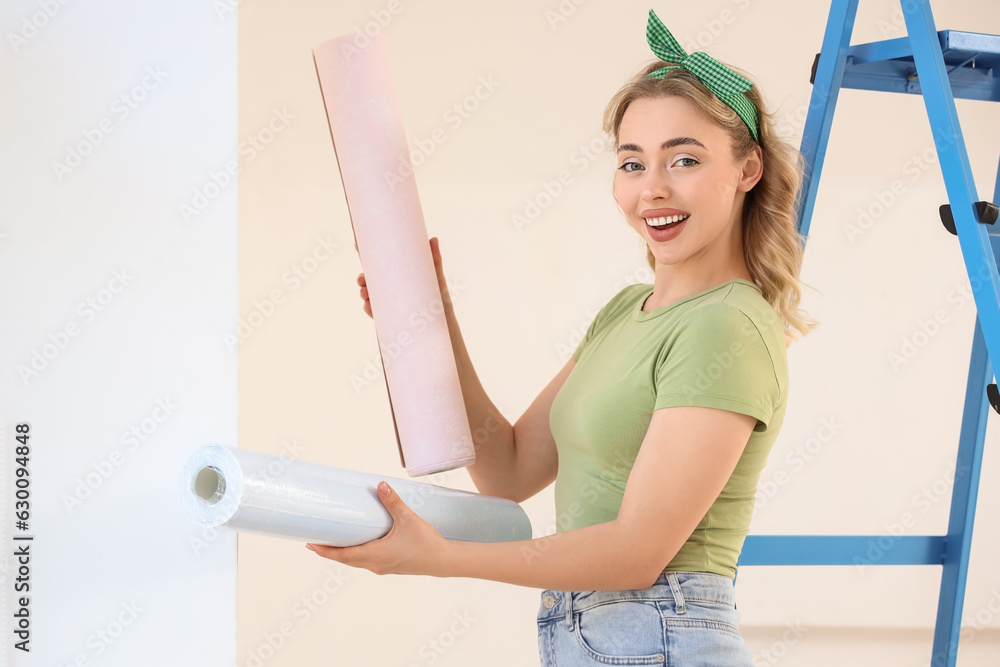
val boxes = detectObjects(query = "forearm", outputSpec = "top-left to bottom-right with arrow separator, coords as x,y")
443,306 -> 519,498
438,519 -> 657,591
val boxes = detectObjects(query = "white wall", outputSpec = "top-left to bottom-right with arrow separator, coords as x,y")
1,1 -> 237,664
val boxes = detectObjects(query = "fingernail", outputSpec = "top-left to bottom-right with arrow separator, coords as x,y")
305,544 -> 316,551
378,481 -> 389,497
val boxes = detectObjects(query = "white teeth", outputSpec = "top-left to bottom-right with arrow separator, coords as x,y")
645,214 -> 689,226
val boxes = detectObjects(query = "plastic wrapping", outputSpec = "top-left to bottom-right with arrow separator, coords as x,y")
179,445 -> 532,546
312,33 -> 475,477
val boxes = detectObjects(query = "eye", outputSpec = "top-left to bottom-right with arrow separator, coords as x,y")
674,157 -> 699,168
618,161 -> 643,173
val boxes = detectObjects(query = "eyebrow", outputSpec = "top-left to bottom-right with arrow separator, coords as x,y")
616,137 -> 706,153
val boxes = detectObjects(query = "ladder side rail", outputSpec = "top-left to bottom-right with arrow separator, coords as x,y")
796,0 -> 861,241
901,0 -> 1000,367
929,157 -> 1000,667
929,313 -> 992,667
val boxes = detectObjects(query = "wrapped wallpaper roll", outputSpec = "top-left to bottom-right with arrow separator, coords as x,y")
179,445 -> 531,546
313,34 -> 476,477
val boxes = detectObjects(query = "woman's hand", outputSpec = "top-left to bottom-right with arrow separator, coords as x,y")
305,481 -> 451,577
356,236 -> 452,319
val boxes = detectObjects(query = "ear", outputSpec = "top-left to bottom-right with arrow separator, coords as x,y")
737,145 -> 763,193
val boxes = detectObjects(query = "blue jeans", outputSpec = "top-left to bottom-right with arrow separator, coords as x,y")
536,571 -> 754,666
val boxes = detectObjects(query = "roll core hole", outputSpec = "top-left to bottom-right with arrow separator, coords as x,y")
195,466 -> 226,505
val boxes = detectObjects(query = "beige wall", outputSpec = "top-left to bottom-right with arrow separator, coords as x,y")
238,1 -> 1000,664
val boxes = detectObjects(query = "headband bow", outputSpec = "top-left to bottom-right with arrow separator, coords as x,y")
644,9 -> 760,142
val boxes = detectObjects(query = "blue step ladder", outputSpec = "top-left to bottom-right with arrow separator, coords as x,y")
735,1 -> 1000,664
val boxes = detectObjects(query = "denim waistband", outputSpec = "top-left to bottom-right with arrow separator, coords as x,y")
537,571 -> 736,627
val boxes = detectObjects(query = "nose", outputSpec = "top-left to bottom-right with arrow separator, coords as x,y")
641,167 -> 671,201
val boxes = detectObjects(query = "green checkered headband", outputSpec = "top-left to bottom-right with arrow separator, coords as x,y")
644,9 -> 760,143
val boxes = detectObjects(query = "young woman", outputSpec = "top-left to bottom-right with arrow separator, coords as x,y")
307,9 -> 815,664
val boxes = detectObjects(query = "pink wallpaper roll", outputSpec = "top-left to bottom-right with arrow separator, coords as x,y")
314,33 -> 476,476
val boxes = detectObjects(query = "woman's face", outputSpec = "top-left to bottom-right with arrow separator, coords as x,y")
613,95 -> 760,271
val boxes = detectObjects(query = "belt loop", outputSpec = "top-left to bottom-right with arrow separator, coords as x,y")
565,591 -> 575,630
666,572 -> 687,614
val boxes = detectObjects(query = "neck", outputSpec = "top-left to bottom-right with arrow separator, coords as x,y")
643,216 -> 752,312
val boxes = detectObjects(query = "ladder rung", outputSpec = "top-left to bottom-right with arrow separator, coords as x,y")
809,30 -> 1000,101
741,535 -> 946,565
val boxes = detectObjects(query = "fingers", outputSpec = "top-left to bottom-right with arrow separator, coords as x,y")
357,272 -> 373,318
306,542 -> 351,565
429,238 -> 447,289
429,237 -> 441,266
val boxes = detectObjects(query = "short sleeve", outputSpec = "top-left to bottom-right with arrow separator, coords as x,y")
571,314 -> 600,362
570,285 -> 644,362
653,304 -> 780,431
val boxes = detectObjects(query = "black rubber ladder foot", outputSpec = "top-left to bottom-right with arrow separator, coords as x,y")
939,201 -> 1000,235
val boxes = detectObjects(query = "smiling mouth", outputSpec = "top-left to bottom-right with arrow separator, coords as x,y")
645,214 -> 689,230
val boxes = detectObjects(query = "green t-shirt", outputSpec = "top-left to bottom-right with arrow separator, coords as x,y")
548,278 -> 788,579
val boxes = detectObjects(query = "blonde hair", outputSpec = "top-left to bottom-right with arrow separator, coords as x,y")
603,62 -> 817,345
